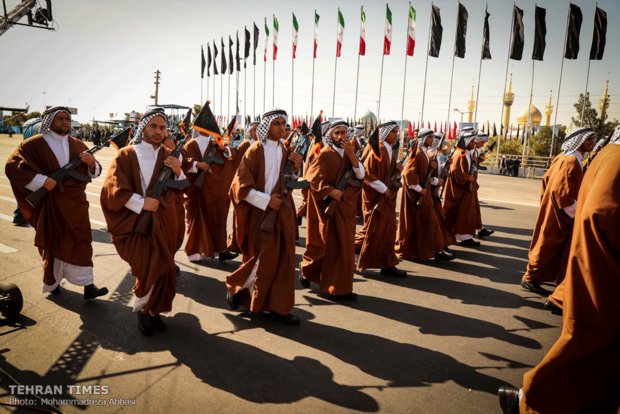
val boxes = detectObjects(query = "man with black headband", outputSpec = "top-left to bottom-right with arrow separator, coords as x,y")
520,128 -> 596,296
181,101 -> 239,263
355,121 -> 406,277
5,106 -> 108,300
226,109 -> 303,325
100,108 -> 187,336
396,128 -> 453,262
227,120 -> 260,253
442,128 -> 480,247
300,120 -> 365,299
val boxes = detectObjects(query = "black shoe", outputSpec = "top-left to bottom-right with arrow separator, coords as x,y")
477,227 -> 495,238
226,290 -> 242,310
13,220 -> 29,227
151,314 -> 167,331
458,238 -> 481,247
296,216 -> 303,226
498,386 -> 520,414
380,267 -> 407,278
50,286 -> 62,295
327,292 -> 357,301
520,279 -> 549,296
219,250 -> 239,262
298,263 -> 311,288
543,299 -> 563,315
434,250 -> 455,262
175,265 -> 180,274
444,246 -> 454,255
137,312 -> 154,337
83,284 -> 109,300
269,312 -> 301,325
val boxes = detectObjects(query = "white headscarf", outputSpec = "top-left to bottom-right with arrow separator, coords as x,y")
561,128 -> 594,154
256,109 -> 288,142
40,106 -> 71,135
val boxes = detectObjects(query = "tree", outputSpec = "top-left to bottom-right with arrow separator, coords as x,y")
499,138 -> 522,155
572,93 -> 618,138
530,126 -> 565,157
193,104 -> 202,117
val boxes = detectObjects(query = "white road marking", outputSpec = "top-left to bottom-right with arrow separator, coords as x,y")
0,243 -> 17,253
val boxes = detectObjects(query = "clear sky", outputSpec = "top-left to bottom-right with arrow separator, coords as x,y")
1,0 -> 618,128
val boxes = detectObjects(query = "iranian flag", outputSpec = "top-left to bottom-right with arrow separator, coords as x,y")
359,6 -> 366,55
407,3 -> 416,56
336,8 -> 344,58
292,13 -> 299,59
313,11 -> 320,58
384,4 -> 393,55
264,18 -> 269,62
273,15 -> 279,60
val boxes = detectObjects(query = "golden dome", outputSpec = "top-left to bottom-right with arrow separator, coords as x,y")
516,104 -> 542,126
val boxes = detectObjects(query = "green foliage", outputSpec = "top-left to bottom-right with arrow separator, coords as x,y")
498,138 -> 522,155
530,126 -> 565,156
572,93 -> 619,138
193,104 -> 202,117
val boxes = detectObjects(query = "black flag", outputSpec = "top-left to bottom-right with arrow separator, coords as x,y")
220,37 -> 227,74
429,5 -> 443,57
565,3 -> 583,59
206,44 -> 212,77
244,26 -> 251,68
228,36 -> 234,74
589,7 -> 607,60
532,6 -> 546,60
253,23 -> 259,65
481,7 -> 491,59
454,2 -> 468,58
236,32 -> 241,72
201,45 -> 206,79
510,5 -> 524,60
213,40 -> 219,75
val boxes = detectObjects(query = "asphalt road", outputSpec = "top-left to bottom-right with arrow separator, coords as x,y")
0,135 -> 560,414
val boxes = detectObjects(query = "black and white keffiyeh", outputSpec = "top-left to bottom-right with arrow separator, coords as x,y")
612,125 -> 620,145
325,120 -> 349,147
354,125 -> 365,138
379,121 -> 399,142
416,128 -> 434,147
40,106 -> 71,135
476,132 -> 489,143
245,121 -> 259,140
561,128 -> 594,154
133,108 -> 168,144
256,109 -> 288,142
432,132 -> 444,149
457,128 -> 477,149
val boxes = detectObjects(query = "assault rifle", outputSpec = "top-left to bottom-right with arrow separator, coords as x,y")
25,128 -> 131,208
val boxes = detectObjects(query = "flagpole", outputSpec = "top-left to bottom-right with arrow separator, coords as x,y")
332,8 -> 339,118
473,5 -> 487,124
292,49 -> 295,119
311,9 -> 317,117
201,44 -> 204,105
499,4 -> 515,140
420,3 -> 434,124
399,3 -> 411,145
263,51 -> 267,113
353,6 -> 363,123
446,3 -> 462,131
253,59 -> 256,118
272,58 -> 275,108
551,5 -> 571,157
580,58 -> 592,124
228,70 -> 231,124
220,71 -> 223,120
377,52 -> 385,121
523,60 -> 536,165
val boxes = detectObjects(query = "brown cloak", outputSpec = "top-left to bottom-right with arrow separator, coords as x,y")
442,148 -> 478,236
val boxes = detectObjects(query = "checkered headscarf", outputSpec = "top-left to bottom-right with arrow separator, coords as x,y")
417,128 -> 434,147
432,132 -> 444,149
354,125 -> 365,138
245,121 -> 259,140
40,106 -> 71,135
325,120 -> 349,147
561,128 -> 594,154
133,108 -> 168,144
476,132 -> 489,143
457,128 -> 477,149
256,109 -> 288,142
379,121 -> 399,142
612,125 -> 620,145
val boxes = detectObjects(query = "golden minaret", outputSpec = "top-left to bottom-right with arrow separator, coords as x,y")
467,84 -> 475,123
599,80 -> 610,121
502,74 -> 514,132
545,90 -> 553,126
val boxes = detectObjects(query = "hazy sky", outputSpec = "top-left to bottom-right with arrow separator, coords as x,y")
1,0 -> 618,127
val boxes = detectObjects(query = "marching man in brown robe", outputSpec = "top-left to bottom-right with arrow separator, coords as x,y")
498,129 -> 620,414
225,109 -> 303,325
181,101 -> 239,263
300,120 -> 365,300
5,106 -> 108,300
431,133 -> 456,255
396,128 -> 454,262
100,109 -> 187,336
442,128 -> 480,247
471,133 -> 495,239
355,121 -> 406,277
520,128 -> 595,296
227,121 -> 259,253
